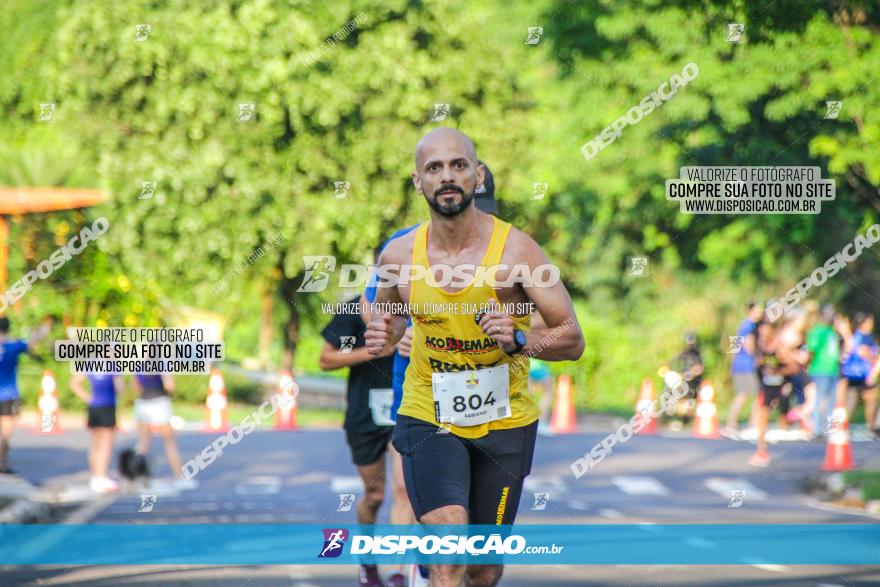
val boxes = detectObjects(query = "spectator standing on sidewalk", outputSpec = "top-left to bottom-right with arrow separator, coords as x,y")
71,372 -> 122,493
805,305 -> 840,437
133,372 -> 194,489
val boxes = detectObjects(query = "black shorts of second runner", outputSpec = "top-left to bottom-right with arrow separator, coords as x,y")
392,414 -> 538,524
87,405 -> 117,429
761,384 -> 791,414
0,399 -> 21,416
346,427 -> 393,466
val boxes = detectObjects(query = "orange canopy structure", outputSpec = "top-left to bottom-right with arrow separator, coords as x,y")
0,187 -> 107,214
0,186 -> 108,294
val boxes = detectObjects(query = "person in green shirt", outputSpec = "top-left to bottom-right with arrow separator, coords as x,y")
806,305 -> 841,436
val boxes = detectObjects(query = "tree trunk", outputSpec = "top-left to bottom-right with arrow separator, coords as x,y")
279,270 -> 305,372
258,282 -> 274,369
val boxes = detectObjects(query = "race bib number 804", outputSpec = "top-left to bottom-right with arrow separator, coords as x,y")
432,364 -> 511,427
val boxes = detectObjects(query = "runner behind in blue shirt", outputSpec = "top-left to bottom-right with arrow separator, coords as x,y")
723,302 -> 763,438
71,372 -> 122,493
0,316 -> 52,474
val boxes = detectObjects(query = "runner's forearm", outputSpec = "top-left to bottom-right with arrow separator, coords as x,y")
320,346 -> 374,370
521,317 -> 583,361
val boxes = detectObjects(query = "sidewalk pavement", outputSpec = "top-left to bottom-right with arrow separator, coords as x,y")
0,474 -> 49,523
0,468 -> 107,524
0,468 -> 182,524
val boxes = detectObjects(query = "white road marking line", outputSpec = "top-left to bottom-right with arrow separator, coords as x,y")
146,478 -> 185,497
611,476 -> 670,496
738,428 -> 810,443
704,478 -> 767,501
598,508 -> 623,518
234,475 -> 281,495
188,501 -> 221,511
330,475 -> 364,494
286,472 -> 332,486
524,475 -> 569,494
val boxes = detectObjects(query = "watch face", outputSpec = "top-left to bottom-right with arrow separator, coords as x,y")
515,330 -> 527,347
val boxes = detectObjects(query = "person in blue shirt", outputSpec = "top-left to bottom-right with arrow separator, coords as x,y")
722,302 -> 764,437
358,162 -> 498,587
867,354 -> 880,436
0,316 -> 52,474
840,312 -> 877,428
71,372 -> 122,493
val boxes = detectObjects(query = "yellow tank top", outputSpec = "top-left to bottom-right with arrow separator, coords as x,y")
398,216 -> 538,438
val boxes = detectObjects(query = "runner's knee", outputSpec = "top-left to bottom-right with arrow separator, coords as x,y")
363,485 -> 385,510
420,504 -> 467,525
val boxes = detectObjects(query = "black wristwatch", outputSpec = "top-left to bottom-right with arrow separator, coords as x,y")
506,329 -> 527,356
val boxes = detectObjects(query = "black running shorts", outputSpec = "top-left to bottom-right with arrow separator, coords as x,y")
87,405 -> 116,429
392,414 -> 538,524
761,384 -> 783,407
345,427 -> 392,466
0,399 -> 20,416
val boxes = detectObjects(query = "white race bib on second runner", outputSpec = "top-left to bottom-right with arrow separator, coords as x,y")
432,364 -> 511,427
368,388 -> 395,426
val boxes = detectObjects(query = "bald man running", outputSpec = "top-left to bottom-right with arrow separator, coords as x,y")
365,128 -> 584,587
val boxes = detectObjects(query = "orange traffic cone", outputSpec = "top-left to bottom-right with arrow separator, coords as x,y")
693,380 -> 720,439
635,378 -> 658,435
550,374 -> 576,434
204,369 -> 229,432
821,405 -> 854,471
35,370 -> 61,435
275,371 -> 299,430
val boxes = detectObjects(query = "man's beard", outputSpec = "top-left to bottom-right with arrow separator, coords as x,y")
426,184 -> 474,218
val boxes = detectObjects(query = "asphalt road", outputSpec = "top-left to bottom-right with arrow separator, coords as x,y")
2,424 -> 879,585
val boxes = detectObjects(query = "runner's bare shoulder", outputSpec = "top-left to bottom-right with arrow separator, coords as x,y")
500,225 -> 547,265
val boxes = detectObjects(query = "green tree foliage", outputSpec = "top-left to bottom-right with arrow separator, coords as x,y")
14,0 -> 546,365
534,0 -> 879,305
